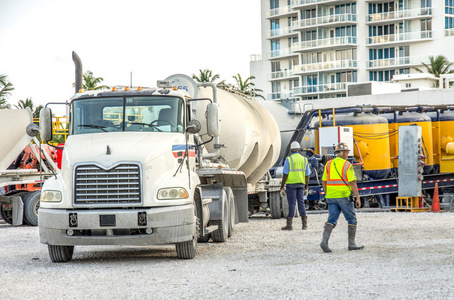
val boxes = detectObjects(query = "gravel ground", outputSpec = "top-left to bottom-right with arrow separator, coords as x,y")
1,212 -> 454,300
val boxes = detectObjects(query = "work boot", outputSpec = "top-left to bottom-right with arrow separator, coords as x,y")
320,223 -> 334,253
301,216 -> 307,230
281,217 -> 293,231
348,224 -> 364,251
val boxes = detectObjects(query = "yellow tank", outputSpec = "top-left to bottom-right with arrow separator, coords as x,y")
425,110 -> 454,173
318,112 -> 391,179
382,112 -> 434,174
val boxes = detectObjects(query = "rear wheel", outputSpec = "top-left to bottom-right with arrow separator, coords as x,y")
23,191 -> 40,226
0,204 -> 13,224
48,245 -> 74,263
211,191 -> 229,242
282,193 -> 289,218
269,191 -> 282,219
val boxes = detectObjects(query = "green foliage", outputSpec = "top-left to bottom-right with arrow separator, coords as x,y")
192,69 -> 221,83
414,55 -> 454,77
232,74 -> 265,100
73,70 -> 109,90
15,97 -> 34,110
0,74 -> 14,105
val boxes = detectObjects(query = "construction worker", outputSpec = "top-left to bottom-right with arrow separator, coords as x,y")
320,142 -> 364,253
280,141 -> 311,230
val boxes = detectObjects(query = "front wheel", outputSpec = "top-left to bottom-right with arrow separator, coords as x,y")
48,245 -> 74,263
176,205 -> 198,259
211,191 -> 229,242
23,191 -> 40,226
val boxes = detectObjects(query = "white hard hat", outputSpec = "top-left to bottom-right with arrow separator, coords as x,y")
290,141 -> 300,150
334,142 -> 350,153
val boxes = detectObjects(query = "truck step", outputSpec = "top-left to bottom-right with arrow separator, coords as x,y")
204,225 -> 218,234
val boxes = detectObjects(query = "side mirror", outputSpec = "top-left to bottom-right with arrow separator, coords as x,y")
26,123 -> 40,137
39,108 -> 53,142
206,103 -> 221,137
187,120 -> 201,134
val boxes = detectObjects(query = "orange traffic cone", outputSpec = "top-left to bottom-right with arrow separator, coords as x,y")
432,183 -> 440,213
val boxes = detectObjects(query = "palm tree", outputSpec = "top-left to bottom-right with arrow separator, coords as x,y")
232,74 -> 265,100
33,105 -> 43,119
73,70 -> 109,90
192,69 -> 221,83
414,55 -> 454,77
0,74 -> 14,105
15,98 -> 34,110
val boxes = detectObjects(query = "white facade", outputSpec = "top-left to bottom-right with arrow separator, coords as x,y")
251,0 -> 454,102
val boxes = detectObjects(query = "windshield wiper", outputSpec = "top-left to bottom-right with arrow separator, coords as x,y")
129,122 -> 162,132
78,125 -> 108,132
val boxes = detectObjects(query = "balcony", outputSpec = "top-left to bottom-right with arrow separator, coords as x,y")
445,29 -> 454,37
291,0 -> 349,9
292,36 -> 357,52
366,8 -> 432,24
293,82 -> 348,95
266,5 -> 297,19
366,56 -> 430,69
267,91 -> 294,101
292,13 -> 356,30
293,60 -> 357,74
367,31 -> 432,46
267,69 -> 298,81
266,48 -> 297,59
267,27 -> 297,39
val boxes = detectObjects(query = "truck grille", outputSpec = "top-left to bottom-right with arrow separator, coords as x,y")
74,163 -> 141,205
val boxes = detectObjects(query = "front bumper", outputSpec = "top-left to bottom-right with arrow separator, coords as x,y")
38,204 -> 194,246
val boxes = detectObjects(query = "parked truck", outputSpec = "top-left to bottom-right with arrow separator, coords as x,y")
37,52 -> 280,262
0,107 -> 57,226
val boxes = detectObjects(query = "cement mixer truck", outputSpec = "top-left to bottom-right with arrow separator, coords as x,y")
37,52 -> 280,262
0,107 -> 57,226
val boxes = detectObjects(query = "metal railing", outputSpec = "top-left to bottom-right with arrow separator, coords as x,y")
367,31 -> 432,45
34,116 -> 69,142
293,60 -> 357,73
292,13 -> 356,29
267,27 -> 296,38
267,69 -> 297,80
366,56 -> 430,69
293,82 -> 348,95
366,8 -> 432,23
267,91 -> 294,101
266,48 -> 296,59
292,36 -> 357,51
266,5 -> 295,18
291,0 -> 339,7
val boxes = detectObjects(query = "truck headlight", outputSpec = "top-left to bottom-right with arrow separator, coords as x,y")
157,188 -> 189,200
41,190 -> 62,202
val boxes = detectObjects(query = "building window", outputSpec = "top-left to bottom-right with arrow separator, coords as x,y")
421,19 -> 432,31
270,0 -> 279,10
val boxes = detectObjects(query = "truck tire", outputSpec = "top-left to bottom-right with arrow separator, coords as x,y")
211,192 -> 229,242
269,191 -> 282,219
282,194 -> 289,218
0,204 -> 13,224
224,187 -> 235,238
195,189 -> 210,243
176,205 -> 198,259
23,191 -> 40,226
48,245 -> 74,263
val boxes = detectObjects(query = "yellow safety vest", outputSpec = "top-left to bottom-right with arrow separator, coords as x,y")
286,153 -> 308,184
324,157 -> 354,198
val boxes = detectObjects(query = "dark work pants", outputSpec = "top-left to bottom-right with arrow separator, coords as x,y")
286,183 -> 306,217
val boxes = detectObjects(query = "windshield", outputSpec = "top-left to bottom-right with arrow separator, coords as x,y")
71,96 -> 184,135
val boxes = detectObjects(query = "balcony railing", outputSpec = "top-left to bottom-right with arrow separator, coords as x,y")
294,82 -> 348,95
366,8 -> 432,23
266,48 -> 296,59
445,29 -> 454,37
292,36 -> 357,51
367,31 -> 432,45
367,56 -> 430,69
267,91 -> 294,101
266,5 -> 296,18
293,60 -> 357,73
292,13 -> 356,29
267,27 -> 296,38
291,0 -> 339,7
267,69 -> 296,80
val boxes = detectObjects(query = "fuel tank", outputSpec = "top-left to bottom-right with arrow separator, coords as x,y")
382,112 -> 434,174
317,112 -> 392,179
425,109 -> 454,172
196,88 -> 281,185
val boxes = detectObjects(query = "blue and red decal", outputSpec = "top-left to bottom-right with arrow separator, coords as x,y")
172,144 -> 195,158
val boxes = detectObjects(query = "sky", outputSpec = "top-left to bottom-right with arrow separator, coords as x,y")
0,0 -> 262,109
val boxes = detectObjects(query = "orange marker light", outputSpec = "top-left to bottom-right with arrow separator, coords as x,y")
125,87 -> 130,91
137,86 -> 142,90
173,86 -> 178,90
112,87 -> 117,91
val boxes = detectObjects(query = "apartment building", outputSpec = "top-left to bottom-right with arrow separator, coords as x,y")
251,0 -> 454,102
